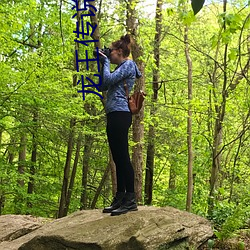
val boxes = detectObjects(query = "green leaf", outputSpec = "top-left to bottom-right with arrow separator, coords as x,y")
181,10 -> 196,26
228,48 -> 238,61
191,0 -> 205,15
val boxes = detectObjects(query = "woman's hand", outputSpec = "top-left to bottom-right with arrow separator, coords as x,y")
99,51 -> 108,64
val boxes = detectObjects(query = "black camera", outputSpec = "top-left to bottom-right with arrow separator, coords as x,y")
93,46 -> 111,59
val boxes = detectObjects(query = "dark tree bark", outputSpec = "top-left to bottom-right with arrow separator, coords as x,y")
64,132 -> 82,215
126,0 -> 145,202
58,0 -> 81,218
0,127 -> 4,213
208,0 -> 228,216
144,0 -> 163,205
91,163 -> 110,209
0,194 -> 4,215
58,118 -> 75,218
80,134 -> 93,210
18,135 -> 26,187
27,110 -> 38,208
168,96 -> 177,190
7,137 -> 15,164
14,134 -> 27,214
184,25 -> 193,212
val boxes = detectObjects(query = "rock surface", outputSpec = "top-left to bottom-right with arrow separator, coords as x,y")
0,215 -> 48,243
0,206 -> 214,250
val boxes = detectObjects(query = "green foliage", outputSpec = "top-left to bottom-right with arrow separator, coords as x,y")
214,204 -> 250,240
210,200 -> 236,226
0,2 -> 250,240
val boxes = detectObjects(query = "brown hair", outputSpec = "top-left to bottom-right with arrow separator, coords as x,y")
112,34 -> 131,57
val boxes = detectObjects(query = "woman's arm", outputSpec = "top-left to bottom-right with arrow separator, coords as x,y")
102,58 -> 133,86
99,65 -> 108,91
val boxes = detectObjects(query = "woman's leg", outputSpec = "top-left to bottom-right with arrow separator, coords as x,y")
106,111 -> 134,193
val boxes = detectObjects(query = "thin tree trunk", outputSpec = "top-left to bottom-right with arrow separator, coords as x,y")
229,136 -> 242,202
18,135 -> 26,187
64,132 -> 82,215
0,126 -> 4,213
58,118 -> 75,218
144,0 -> 162,205
184,25 -> 193,212
27,4 -> 43,204
7,137 -> 15,164
208,0 -> 228,216
27,21 -> 36,204
15,134 -> 27,214
0,193 -> 4,215
88,0 -> 118,200
168,166 -> 176,190
80,134 -> 93,210
87,1 -> 107,104
0,129 -> 2,147
126,0 -> 145,202
27,110 -> 38,208
168,95 -> 177,190
0,129 -> 4,213
91,163 -> 110,209
58,0 -> 81,218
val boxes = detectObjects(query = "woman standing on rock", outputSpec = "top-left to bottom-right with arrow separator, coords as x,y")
99,34 -> 142,216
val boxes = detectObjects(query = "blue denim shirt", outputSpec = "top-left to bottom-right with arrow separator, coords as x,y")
99,58 -> 142,114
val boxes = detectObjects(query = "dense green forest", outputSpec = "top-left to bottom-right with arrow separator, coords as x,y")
0,0 -> 249,247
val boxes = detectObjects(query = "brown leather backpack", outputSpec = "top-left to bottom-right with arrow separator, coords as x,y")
123,80 -> 146,114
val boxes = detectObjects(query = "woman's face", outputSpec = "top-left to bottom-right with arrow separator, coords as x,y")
109,46 -> 124,65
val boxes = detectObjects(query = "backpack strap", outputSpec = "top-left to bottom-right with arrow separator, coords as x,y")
123,80 -> 129,100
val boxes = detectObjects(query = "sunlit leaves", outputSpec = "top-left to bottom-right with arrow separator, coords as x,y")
180,10 -> 196,25
228,48 -> 238,61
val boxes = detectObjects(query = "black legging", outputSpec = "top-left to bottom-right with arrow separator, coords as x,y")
106,111 -> 134,192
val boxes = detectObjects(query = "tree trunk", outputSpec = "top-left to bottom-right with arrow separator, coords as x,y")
7,137 -> 15,164
126,0 -> 145,202
0,194 -> 4,215
58,118 -> 75,218
64,132 -> 82,215
27,110 -> 38,208
80,134 -> 93,210
208,0 -> 228,216
88,0 -> 118,199
144,0 -> 162,205
0,126 -> 4,213
27,4 -> 43,205
58,0 -> 81,218
0,129 -> 2,147
168,165 -> 176,190
168,96 -> 177,190
18,135 -> 26,187
184,25 -> 193,212
91,163 -> 110,209
0,129 -> 5,213
15,134 -> 27,214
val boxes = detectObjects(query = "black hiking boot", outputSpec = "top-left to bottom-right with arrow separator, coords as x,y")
111,192 -> 138,216
102,192 -> 125,213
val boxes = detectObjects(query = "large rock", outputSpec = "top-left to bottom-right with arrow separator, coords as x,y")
0,206 -> 214,250
0,215 -> 48,243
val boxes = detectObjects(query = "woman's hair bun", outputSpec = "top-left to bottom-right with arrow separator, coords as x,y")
112,34 -> 131,57
120,34 -> 131,45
